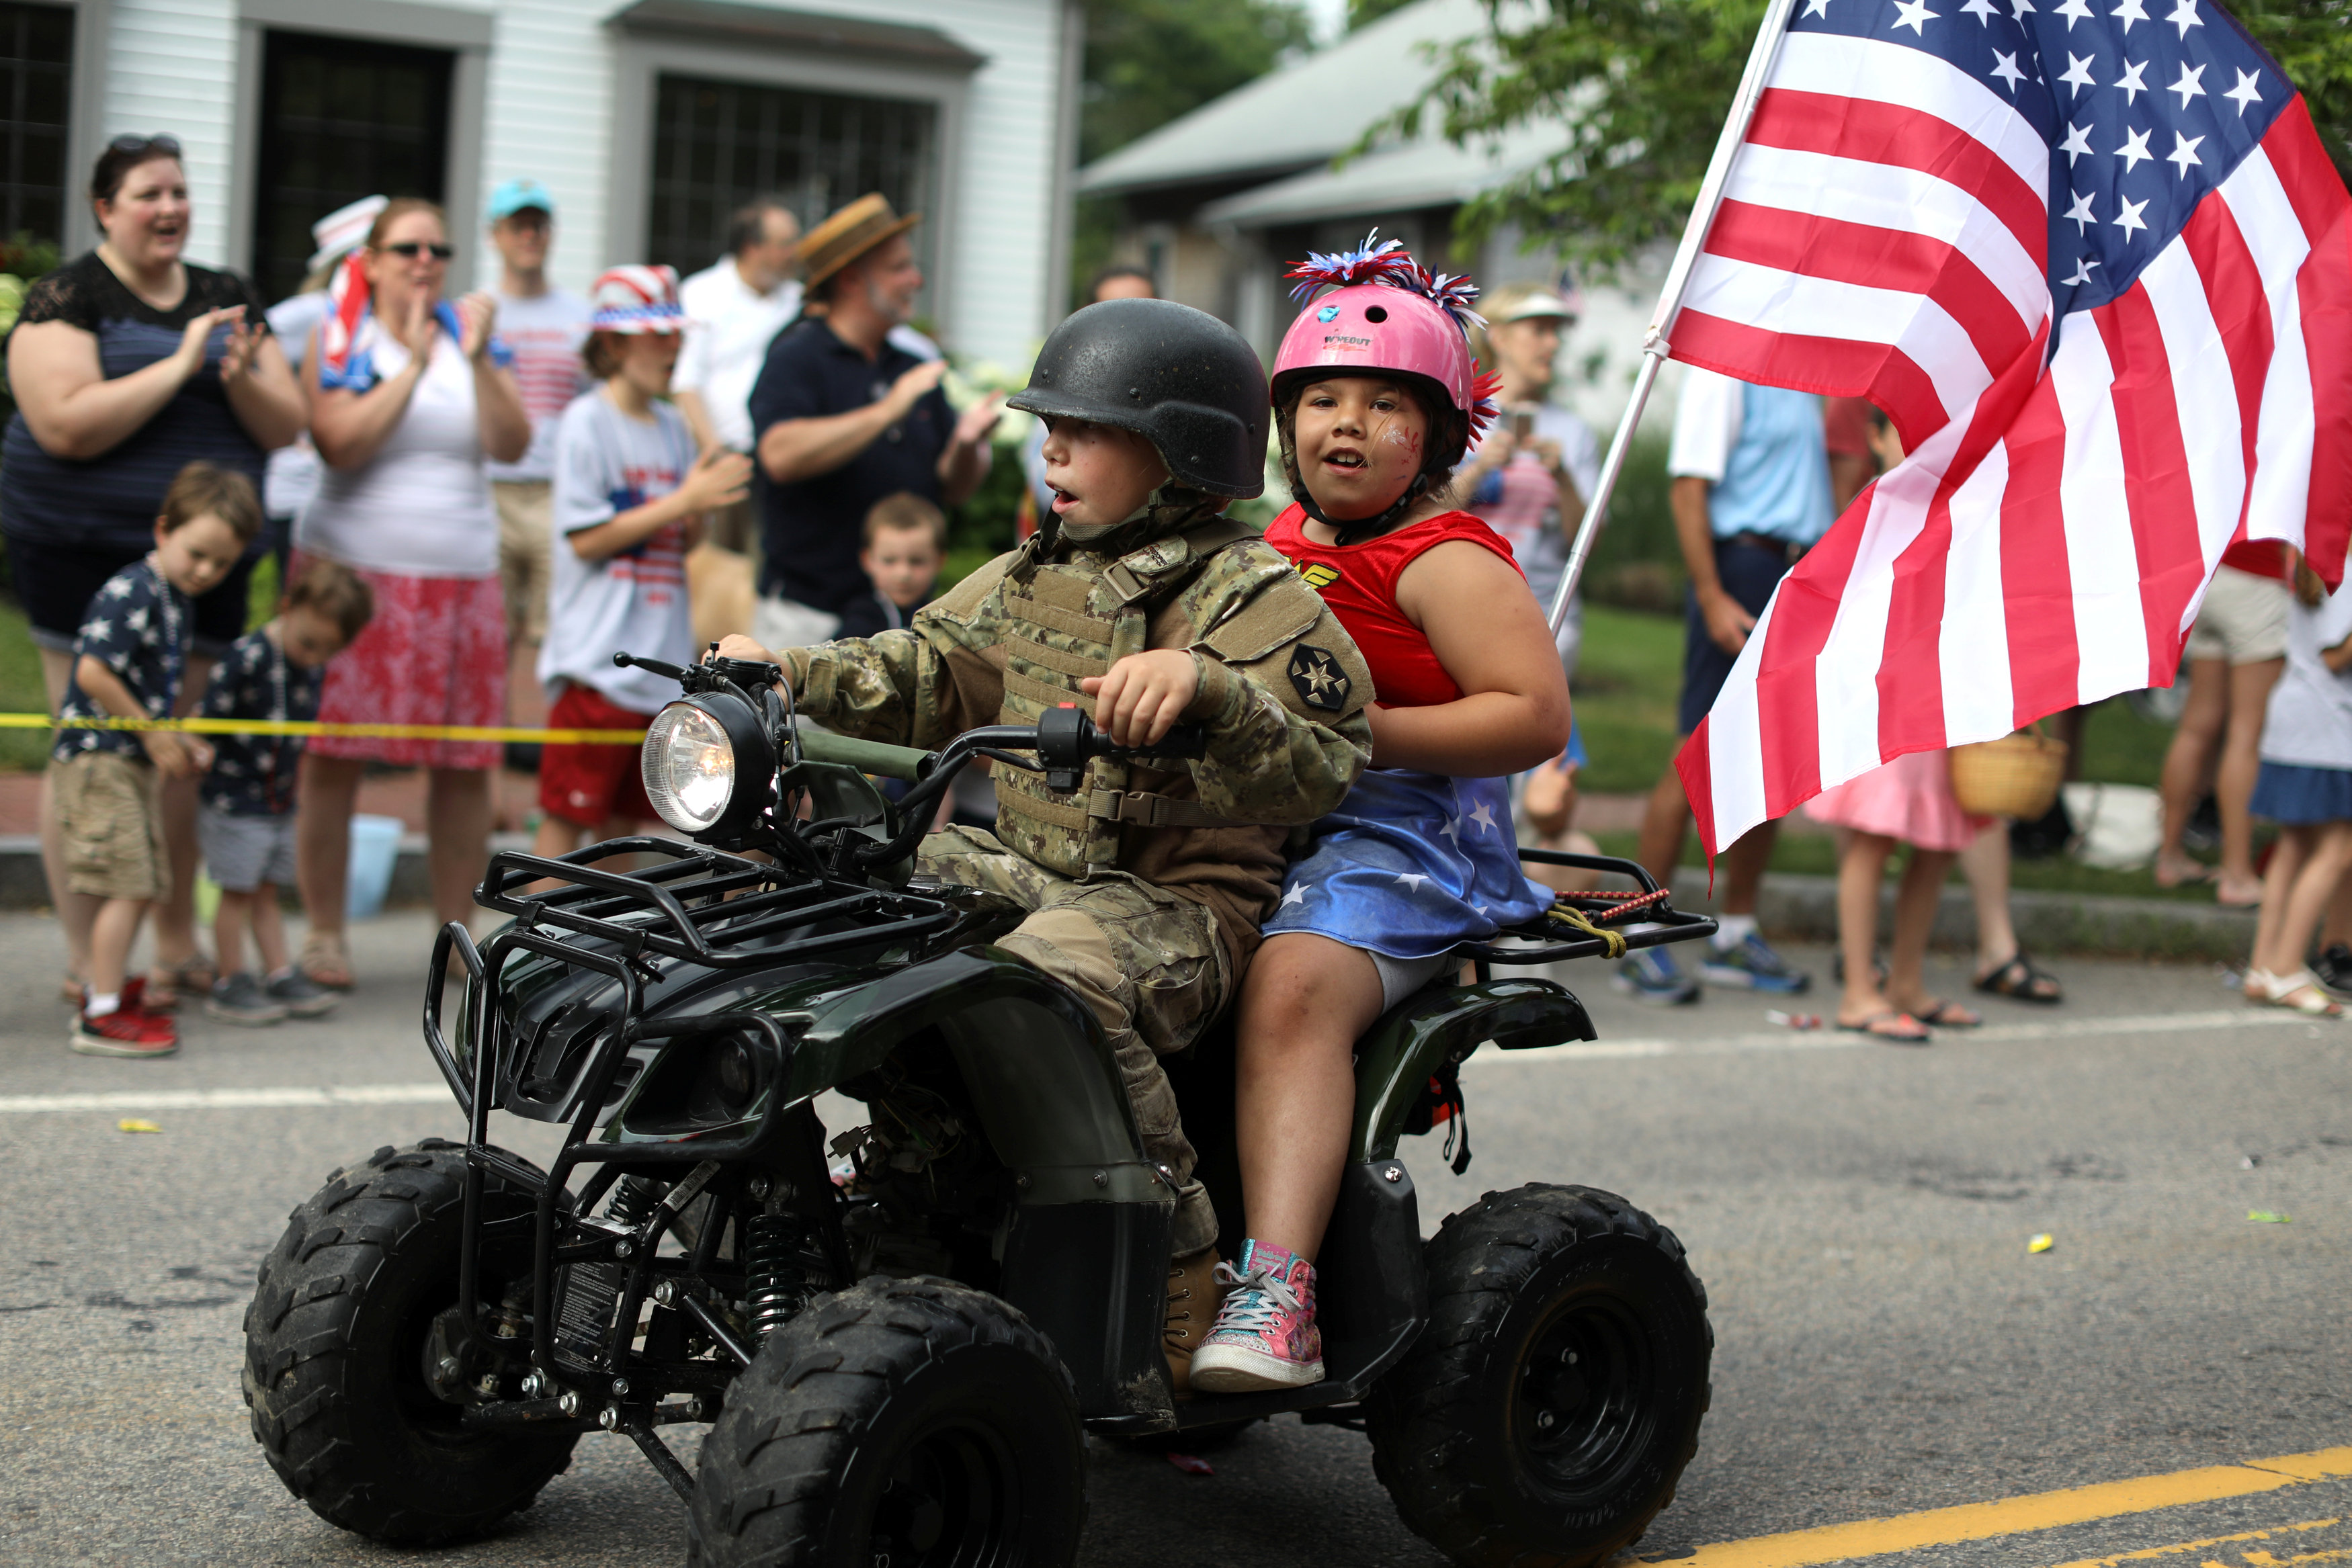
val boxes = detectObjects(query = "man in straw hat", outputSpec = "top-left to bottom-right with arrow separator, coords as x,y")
746,193 -> 1001,650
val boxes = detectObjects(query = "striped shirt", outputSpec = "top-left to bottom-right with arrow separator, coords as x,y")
482,288 -> 591,484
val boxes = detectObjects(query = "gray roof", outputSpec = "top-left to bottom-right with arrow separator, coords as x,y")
1075,0 -> 1488,198
1198,121 -> 1562,228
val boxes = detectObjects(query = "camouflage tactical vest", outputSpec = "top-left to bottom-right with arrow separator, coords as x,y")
990,515 -> 1294,879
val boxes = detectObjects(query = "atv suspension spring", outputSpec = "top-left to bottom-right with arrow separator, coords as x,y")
744,1213 -> 826,1340
555,1176 -> 665,1367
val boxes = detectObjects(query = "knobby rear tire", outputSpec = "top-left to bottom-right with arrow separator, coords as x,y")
1368,1182 -> 1712,1568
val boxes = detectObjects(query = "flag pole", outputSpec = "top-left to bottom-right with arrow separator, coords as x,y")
1546,0 -> 1802,637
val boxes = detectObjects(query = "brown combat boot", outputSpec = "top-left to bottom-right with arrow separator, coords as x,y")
1163,1244 -> 1223,1399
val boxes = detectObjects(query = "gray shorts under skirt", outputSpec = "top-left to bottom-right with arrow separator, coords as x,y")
198,801 -> 296,892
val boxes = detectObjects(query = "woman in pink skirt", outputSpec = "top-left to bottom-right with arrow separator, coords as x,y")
1807,749 -> 1988,1042
290,198 -> 528,986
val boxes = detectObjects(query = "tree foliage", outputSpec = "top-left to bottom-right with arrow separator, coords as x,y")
2234,0 -> 2352,180
1080,0 -> 1316,165
1386,0 -> 2352,281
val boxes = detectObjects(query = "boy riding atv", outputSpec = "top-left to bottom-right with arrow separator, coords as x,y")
714,296 -> 1374,1387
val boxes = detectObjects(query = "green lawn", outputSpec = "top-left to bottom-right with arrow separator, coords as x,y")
1573,604 -> 2175,794
0,596 -> 48,769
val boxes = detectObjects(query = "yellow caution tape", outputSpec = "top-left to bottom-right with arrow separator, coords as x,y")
0,713 -> 646,745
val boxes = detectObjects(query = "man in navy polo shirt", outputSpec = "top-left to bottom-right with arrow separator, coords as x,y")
746,193 -> 1000,648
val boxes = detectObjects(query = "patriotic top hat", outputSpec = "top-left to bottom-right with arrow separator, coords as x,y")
589,265 -> 685,333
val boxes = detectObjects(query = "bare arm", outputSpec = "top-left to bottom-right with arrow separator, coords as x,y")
935,392 -> 1004,507
566,449 -> 750,562
220,323 -> 308,451
73,655 -> 210,777
2323,634 -> 2352,674
1370,539 -> 1572,777
7,309 -> 247,462
757,357 -> 946,484
671,388 -> 718,453
1672,474 -> 1752,655
455,292 -> 530,465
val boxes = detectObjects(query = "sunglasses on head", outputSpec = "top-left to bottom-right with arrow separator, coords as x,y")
382,241 -> 455,260
107,132 -> 182,158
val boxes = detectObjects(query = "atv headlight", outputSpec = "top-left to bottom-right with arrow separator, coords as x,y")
642,696 -> 773,837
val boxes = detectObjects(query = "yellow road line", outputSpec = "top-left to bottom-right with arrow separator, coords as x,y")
2044,1516 -> 2341,1566
1638,1447 -> 2352,1567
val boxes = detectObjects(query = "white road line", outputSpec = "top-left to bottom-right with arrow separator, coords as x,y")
0,1010 -> 2320,1112
0,1083 -> 452,1114
1464,1007 -> 2321,1066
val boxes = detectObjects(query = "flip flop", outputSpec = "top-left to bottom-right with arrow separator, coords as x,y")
1974,951 -> 2063,1004
1837,1010 -> 1931,1043
1907,997 -> 1982,1029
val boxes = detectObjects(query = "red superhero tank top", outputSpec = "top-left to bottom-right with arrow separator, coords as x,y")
1264,504 -> 1523,707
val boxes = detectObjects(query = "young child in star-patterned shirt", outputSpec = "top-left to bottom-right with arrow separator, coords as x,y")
48,462 -> 261,1059
195,558 -> 374,1027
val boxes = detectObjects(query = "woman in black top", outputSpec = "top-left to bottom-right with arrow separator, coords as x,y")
5,134 -> 308,1006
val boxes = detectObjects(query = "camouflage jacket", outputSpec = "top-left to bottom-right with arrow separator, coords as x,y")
779,498 -> 1374,971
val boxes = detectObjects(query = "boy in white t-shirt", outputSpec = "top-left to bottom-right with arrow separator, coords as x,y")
534,266 -> 751,857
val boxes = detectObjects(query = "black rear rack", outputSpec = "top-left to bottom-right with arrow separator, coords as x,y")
1461,851 -> 1716,965
474,835 -> 960,969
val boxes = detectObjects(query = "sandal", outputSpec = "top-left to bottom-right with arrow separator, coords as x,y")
1906,997 -> 1982,1029
301,930 -> 355,992
1837,1010 -> 1932,1043
141,951 -> 214,1013
2249,967 -> 2343,1017
1975,951 -> 2063,1004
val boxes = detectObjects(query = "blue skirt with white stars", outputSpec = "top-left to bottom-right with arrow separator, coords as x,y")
1261,768 -> 1552,961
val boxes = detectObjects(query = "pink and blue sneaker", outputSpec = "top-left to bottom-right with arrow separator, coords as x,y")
1187,1240 -> 1324,1393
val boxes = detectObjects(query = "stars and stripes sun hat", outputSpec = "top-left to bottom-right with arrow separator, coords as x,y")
588,265 -> 687,333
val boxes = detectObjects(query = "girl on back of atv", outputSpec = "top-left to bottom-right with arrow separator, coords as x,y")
1189,238 -> 1574,1394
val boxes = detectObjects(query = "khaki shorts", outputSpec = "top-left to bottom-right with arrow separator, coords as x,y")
2186,564 -> 2290,664
48,750 -> 167,903
495,479 -> 553,646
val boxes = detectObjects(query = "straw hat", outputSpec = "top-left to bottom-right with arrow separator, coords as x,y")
798,193 -> 920,287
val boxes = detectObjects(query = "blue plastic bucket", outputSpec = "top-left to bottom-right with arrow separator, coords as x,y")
347,814 -> 405,921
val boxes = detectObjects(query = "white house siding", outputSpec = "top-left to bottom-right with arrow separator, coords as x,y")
474,0 -> 608,298
103,0 -> 241,266
96,1 -> 1066,370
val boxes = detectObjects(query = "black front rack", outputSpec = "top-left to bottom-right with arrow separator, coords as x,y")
475,835 -> 960,969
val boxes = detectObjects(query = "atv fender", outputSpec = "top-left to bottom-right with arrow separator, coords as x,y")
1349,978 -> 1595,1163
787,947 -> 1179,1425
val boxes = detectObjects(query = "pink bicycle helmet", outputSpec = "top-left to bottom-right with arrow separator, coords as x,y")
1272,233 -> 1501,537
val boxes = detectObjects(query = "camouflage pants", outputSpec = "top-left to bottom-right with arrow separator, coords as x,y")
919,824 -> 1226,1256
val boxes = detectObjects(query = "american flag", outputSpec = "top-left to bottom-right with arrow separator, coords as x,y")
1669,0 -> 2352,856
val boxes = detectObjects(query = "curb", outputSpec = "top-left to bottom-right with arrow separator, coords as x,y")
0,835 -> 2257,961
1668,868 -> 2256,963
0,832 -> 533,915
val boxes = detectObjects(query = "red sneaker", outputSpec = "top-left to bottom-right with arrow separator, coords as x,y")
71,1006 -> 177,1058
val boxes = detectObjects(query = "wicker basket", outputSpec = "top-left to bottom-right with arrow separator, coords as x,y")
1949,730 -> 2068,819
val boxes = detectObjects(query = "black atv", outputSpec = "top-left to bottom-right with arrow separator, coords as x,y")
242,651 -> 1718,1567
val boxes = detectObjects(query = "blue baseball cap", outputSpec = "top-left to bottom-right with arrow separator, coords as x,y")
487,177 -> 556,222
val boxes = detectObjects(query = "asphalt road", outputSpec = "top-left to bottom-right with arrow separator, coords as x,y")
1,910 -> 2346,1568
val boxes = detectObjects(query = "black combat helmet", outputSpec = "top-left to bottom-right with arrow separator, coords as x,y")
1007,298 -> 1268,498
